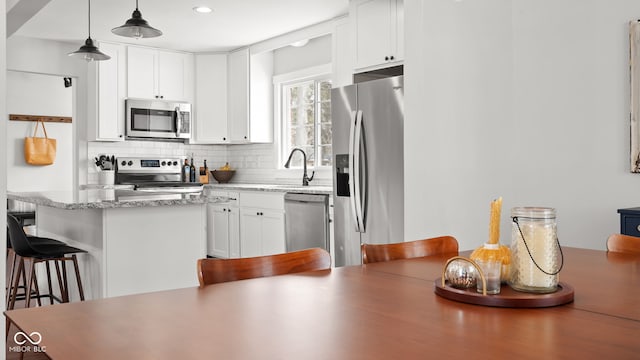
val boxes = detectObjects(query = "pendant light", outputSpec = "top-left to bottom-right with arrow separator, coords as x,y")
68,0 -> 110,61
111,0 -> 162,39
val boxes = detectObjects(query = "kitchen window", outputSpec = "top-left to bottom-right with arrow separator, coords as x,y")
276,65 -> 332,169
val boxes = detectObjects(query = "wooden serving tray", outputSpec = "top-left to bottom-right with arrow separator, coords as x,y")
434,278 -> 574,308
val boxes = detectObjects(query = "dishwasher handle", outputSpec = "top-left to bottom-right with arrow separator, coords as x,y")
284,193 -> 328,203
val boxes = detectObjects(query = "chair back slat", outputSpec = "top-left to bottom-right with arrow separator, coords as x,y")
197,248 -> 331,287
606,234 -> 640,254
362,236 -> 459,264
6,215 -> 38,257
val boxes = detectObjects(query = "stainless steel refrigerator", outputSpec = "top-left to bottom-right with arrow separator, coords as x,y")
331,75 -> 404,267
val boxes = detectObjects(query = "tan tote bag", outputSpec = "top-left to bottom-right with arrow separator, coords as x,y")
24,120 -> 57,165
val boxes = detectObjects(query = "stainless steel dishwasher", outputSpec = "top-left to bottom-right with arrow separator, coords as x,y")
284,193 -> 329,252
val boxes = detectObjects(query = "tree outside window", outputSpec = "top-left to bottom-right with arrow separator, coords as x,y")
282,78 -> 332,168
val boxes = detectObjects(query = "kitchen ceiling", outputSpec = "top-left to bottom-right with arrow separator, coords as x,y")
9,0 -> 349,53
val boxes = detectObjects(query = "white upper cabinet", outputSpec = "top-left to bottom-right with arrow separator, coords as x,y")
332,17 -> 354,88
352,0 -> 404,71
127,46 -> 194,102
194,54 -> 228,144
227,48 -> 250,142
227,48 -> 274,144
87,42 -> 126,141
248,51 -> 274,143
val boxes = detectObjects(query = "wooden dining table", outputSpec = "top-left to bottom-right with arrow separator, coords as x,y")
5,247 -> 640,359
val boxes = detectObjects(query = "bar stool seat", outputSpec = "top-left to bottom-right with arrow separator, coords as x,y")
6,215 -> 87,311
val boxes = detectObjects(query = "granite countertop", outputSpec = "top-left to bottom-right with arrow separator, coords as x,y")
8,190 -> 230,210
205,183 -> 333,195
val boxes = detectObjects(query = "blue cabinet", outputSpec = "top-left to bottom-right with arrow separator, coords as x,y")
617,207 -> 640,237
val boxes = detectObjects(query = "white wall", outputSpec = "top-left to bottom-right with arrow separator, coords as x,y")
404,0 -> 640,251
1,0 -> 9,346
6,71 -> 73,191
7,35 -> 88,189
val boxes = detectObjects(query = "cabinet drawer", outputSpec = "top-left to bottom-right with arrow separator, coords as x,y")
621,215 -> 640,237
209,191 -> 239,207
240,191 -> 284,210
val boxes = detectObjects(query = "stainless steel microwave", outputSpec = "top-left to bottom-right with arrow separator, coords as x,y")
125,99 -> 191,141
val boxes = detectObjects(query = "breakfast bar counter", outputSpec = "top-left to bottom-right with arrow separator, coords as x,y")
8,190 -> 230,300
8,189 -> 229,210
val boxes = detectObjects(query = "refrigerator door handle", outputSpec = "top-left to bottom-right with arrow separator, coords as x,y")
348,110 -> 362,232
352,110 -> 365,233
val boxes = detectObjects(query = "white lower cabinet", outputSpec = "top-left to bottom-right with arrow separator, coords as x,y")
239,191 -> 286,257
239,208 -> 285,257
207,192 -> 240,258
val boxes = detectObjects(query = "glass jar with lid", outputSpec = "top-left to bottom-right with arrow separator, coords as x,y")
509,207 -> 563,293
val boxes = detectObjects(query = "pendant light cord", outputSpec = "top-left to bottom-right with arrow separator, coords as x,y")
136,0 -> 139,11
88,0 -> 91,38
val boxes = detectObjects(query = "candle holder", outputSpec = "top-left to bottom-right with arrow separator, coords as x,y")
442,256 -> 486,296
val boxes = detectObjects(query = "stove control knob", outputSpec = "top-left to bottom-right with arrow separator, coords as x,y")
161,161 -> 166,166
128,161 -> 133,166
121,161 -> 126,166
173,161 -> 178,166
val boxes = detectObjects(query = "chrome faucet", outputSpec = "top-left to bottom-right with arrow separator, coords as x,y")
284,148 -> 315,186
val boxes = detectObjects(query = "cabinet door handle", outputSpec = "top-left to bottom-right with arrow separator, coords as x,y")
636,224 -> 640,232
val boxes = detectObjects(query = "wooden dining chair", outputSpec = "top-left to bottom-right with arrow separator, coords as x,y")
197,248 -> 331,287
606,233 -> 640,254
361,236 -> 459,264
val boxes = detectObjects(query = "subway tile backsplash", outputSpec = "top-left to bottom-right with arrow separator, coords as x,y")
87,141 -> 332,186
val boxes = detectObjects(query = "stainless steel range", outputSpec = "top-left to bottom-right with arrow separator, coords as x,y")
115,157 -> 203,193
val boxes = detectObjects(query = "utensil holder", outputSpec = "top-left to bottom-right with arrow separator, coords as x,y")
98,170 -> 115,185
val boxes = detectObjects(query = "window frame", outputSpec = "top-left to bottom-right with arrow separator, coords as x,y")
273,64 -> 332,170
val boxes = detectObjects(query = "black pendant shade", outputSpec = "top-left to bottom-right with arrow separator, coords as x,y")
69,37 -> 111,61
112,1 -> 162,38
68,0 -> 110,61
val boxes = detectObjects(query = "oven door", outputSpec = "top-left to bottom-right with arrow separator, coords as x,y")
126,99 -> 191,140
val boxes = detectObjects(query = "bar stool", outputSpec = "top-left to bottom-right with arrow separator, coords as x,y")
6,215 -> 87,310
5,231 -> 65,306
6,229 -> 66,307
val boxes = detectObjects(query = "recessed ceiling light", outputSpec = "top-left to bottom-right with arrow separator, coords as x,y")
193,6 -> 213,14
290,39 -> 309,47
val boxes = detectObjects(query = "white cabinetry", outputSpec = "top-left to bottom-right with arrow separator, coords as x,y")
87,42 -> 126,141
207,191 -> 240,258
127,46 -> 194,102
352,0 -> 404,71
227,48 -> 274,143
248,51 -> 274,143
332,17 -> 354,88
194,54 -> 228,143
239,191 -> 285,257
227,48 -> 249,142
